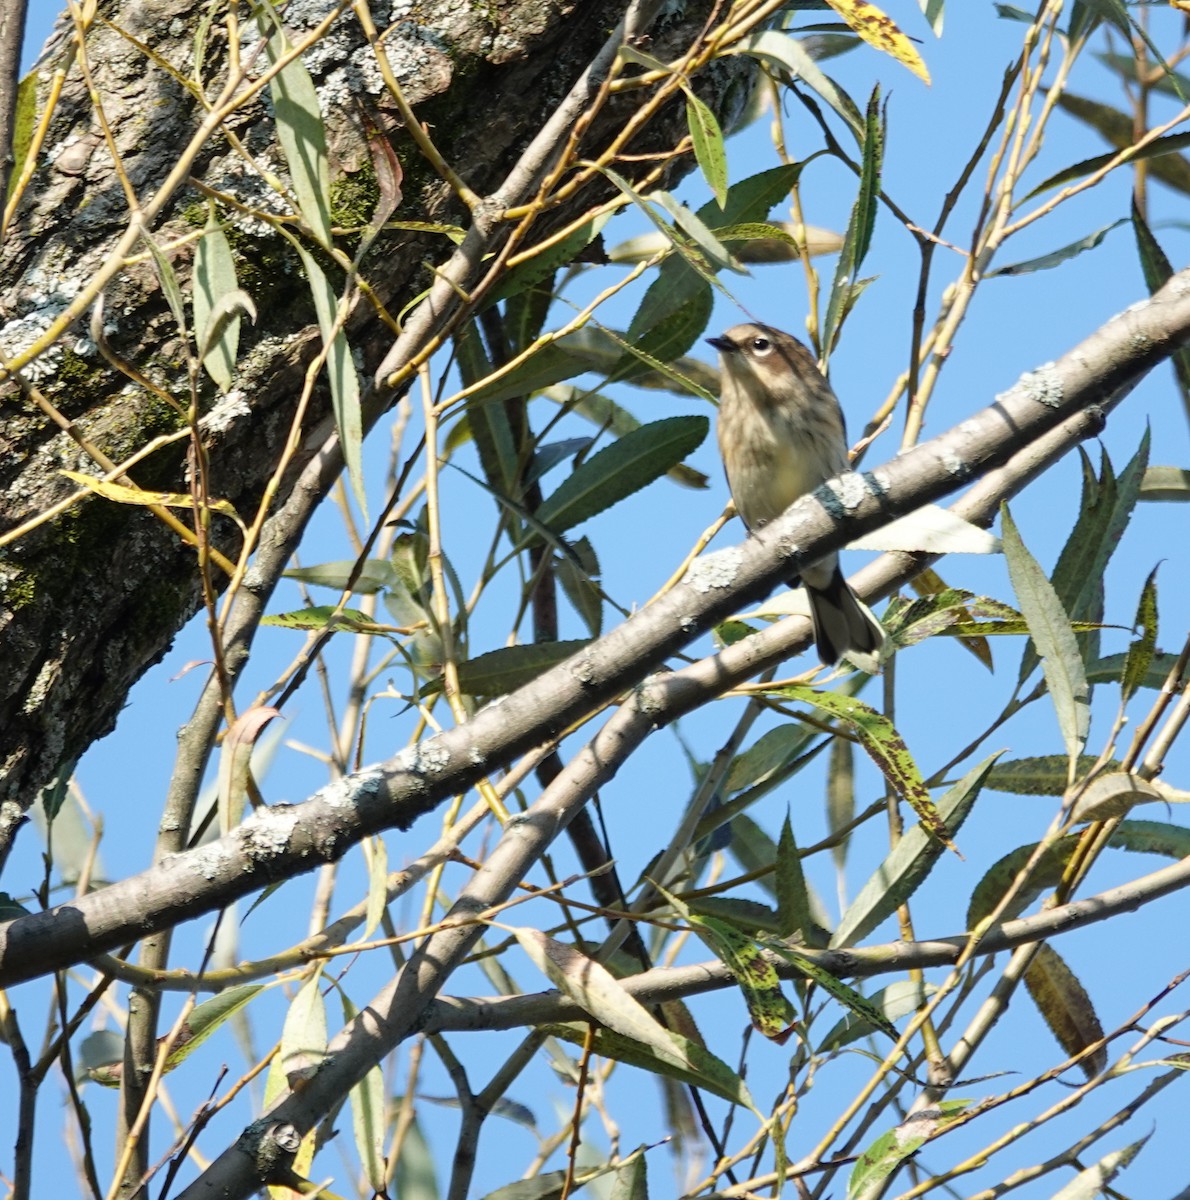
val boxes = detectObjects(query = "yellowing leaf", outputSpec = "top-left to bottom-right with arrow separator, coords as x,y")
60,470 -> 243,525
825,0 -> 931,84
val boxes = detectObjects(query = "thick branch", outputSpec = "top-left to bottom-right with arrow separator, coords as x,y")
2,269 -> 1188,990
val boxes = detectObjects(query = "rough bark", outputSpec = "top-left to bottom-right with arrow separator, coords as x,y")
0,0 -> 753,853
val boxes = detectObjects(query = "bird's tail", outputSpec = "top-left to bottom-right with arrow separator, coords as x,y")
806,565 -> 886,671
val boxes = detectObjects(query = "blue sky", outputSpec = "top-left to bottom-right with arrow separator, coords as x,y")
11,5 -> 1190,1198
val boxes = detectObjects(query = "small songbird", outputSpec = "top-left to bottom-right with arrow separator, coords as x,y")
707,322 -> 885,669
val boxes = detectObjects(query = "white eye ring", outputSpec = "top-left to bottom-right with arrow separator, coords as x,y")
750,336 -> 772,355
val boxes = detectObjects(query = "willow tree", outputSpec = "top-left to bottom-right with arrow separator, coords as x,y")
2,2 -> 1190,1198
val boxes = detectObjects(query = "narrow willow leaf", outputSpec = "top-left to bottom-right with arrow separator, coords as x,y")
613,284 -> 714,382
825,0 -> 931,84
294,243 -> 367,518
848,1104 -> 970,1198
1088,651 -> 1181,690
989,219 -> 1126,276
281,971 -> 328,1089
59,470 -> 243,526
1139,466 -> 1190,501
542,1022 -> 754,1109
193,209 -> 243,391
553,330 -> 719,398
1069,771 -> 1166,824
1048,1136 -> 1150,1200
261,605 -> 381,631
651,189 -> 743,275
776,814 -> 814,941
1025,111 -> 1190,200
1023,942 -> 1107,1077
363,837 -> 387,940
392,1120 -> 439,1200
767,942 -> 897,1040
455,321 -> 520,497
729,31 -> 864,137
818,979 -> 928,1051
1096,51 -> 1190,102
1122,567 -> 1159,706
686,913 -> 796,1041
822,85 -> 883,356
486,211 -> 611,306
216,705 -> 282,835
831,754 -> 999,947
533,416 -> 708,536
462,342 -> 584,408
778,684 -> 959,853
987,755 -> 1108,797
724,724 -> 817,794
917,0 -> 944,36
1132,199 -> 1190,394
453,640 -> 592,698
609,1154 -> 648,1200
283,558 -> 397,594
827,735 -> 855,872
516,928 -> 701,1059
1001,505 -> 1090,761
260,11 -> 332,243
336,990 -> 387,1191
556,536 -> 603,637
162,985 -> 266,1071
684,91 -> 728,207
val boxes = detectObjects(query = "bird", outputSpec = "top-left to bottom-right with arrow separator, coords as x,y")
707,322 -> 885,670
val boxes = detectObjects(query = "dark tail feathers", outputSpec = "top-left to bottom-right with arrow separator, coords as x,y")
806,566 -> 885,669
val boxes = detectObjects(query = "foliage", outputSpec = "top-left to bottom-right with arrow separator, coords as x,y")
2,3 -> 1190,1200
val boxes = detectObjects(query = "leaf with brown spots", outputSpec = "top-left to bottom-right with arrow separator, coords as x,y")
825,0 -> 931,84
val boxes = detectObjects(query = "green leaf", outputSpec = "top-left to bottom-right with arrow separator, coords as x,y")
684,91 -> 728,208
1048,1134 -> 1150,1200
1026,96 -> 1190,199
6,70 -> 38,201
1132,199 -> 1190,394
1139,466 -> 1190,501
556,536 -> 603,637
776,685 -> 959,854
453,640 -> 592,698
294,243 -> 367,518
260,10 -> 332,243
486,212 -> 611,305
193,209 -> 244,392
541,1021 -> 755,1109
1001,505 -> 1090,762
989,219 -> 1126,276
724,724 -> 818,794
1088,651 -> 1181,690
848,1103 -> 971,1198
1097,51 -> 1190,102
162,985 -> 267,1072
532,416 -> 708,537
986,755 -> 1107,797
1122,567 -> 1159,706
671,899 -> 797,1042
455,322 -> 521,498
462,342 -> 584,408
817,979 -> 929,1051
283,558 -> 397,594
776,814 -> 815,941
822,85 -> 883,357
769,943 -> 898,1041
827,735 -> 856,872
281,971 -> 328,1088
337,990 -> 387,1191
262,605 -> 380,631
614,283 -> 714,382
1023,942 -> 1107,1078
831,754 -> 1000,948
728,30 -> 864,137
393,1120 -> 440,1200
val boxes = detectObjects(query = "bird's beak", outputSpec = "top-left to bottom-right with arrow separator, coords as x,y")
706,335 -> 735,353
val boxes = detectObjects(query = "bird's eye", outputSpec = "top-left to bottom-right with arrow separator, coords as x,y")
750,337 -> 771,354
